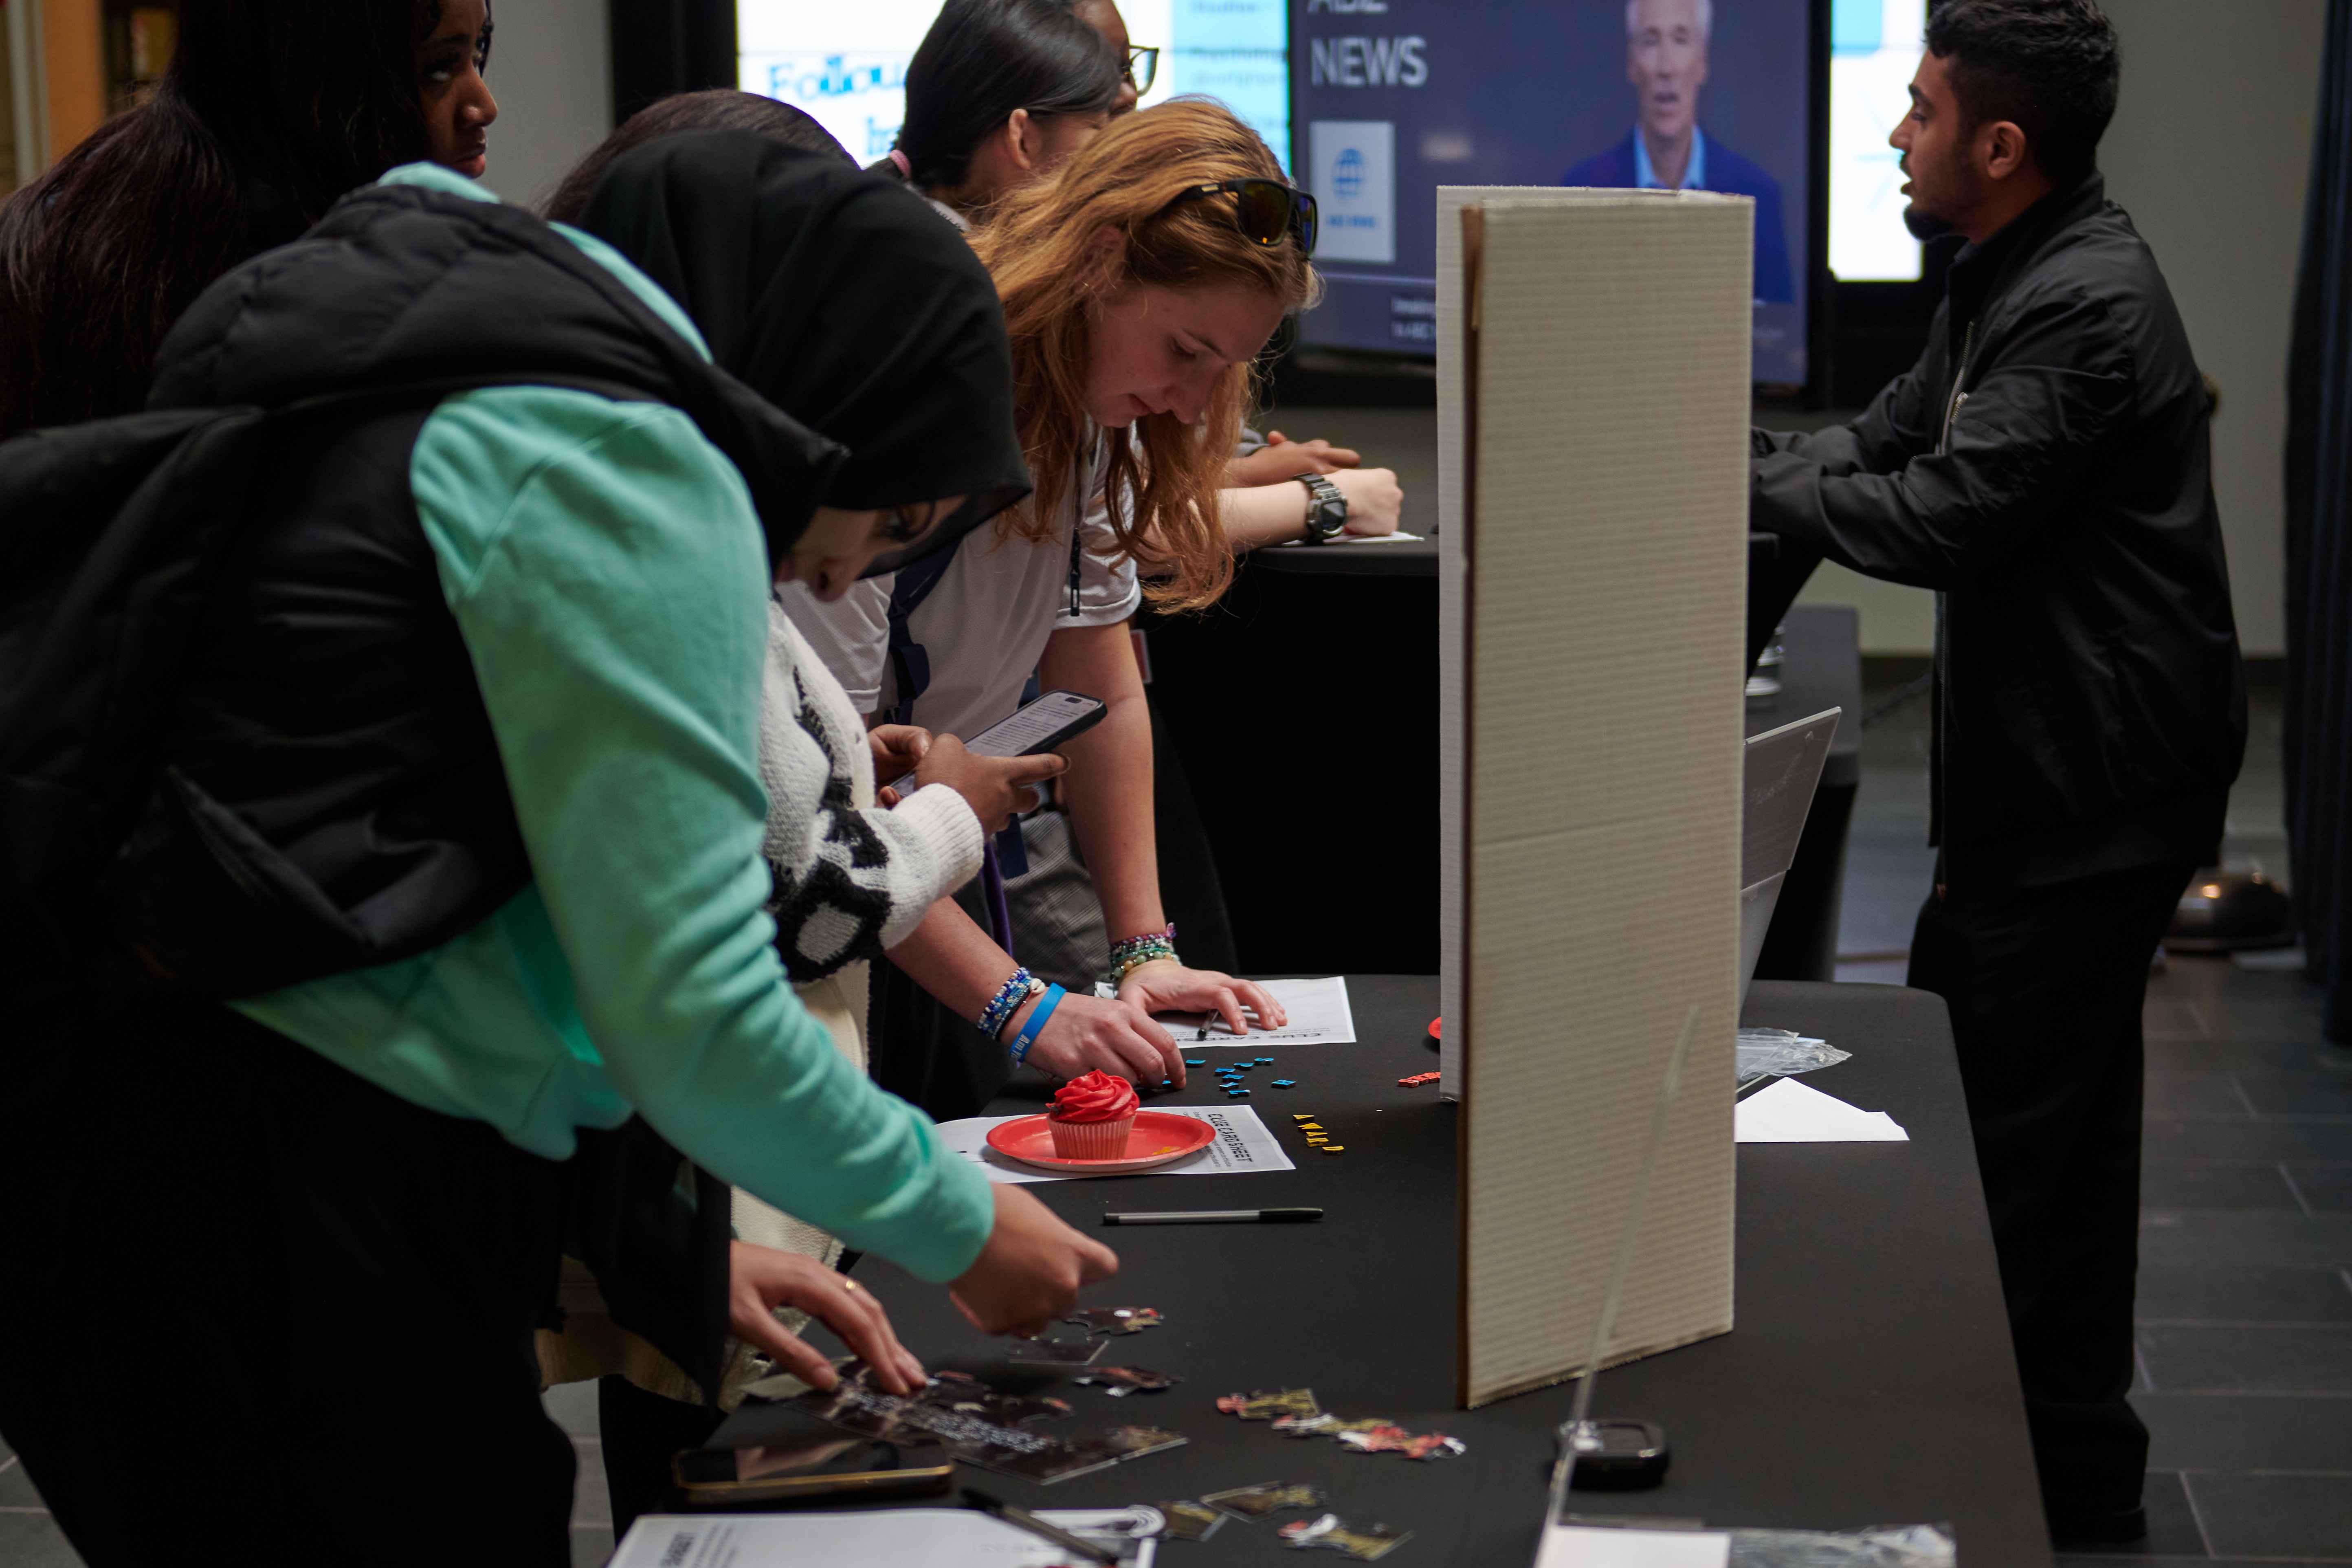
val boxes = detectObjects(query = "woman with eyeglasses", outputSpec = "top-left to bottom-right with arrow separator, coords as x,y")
1060,0 -> 1154,113
882,0 -> 1121,228
767,99 -> 1349,1116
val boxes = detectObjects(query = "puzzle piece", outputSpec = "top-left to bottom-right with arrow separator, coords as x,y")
1073,1365 -> 1179,1397
1201,1480 -> 1326,1520
1398,1072 -> 1441,1087
1216,1388 -> 1322,1422
1005,1337 -> 1105,1365
1272,1413 -> 1391,1440
1066,1306 -> 1165,1337
1336,1424 -> 1466,1461
1156,1500 -> 1227,1542
1279,1513 -> 1415,1560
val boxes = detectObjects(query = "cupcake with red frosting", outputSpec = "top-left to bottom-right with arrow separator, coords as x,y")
1048,1069 -> 1139,1159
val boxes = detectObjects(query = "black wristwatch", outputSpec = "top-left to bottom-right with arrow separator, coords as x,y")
1295,472 -> 1348,544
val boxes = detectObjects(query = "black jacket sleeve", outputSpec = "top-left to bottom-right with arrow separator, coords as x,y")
1749,288 -> 2135,591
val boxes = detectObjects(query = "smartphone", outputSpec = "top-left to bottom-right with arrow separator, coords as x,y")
672,1436 -> 954,1506
887,689 -> 1107,796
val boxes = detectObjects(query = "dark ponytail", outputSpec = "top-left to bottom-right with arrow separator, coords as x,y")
896,0 -> 1120,193
0,0 -> 452,437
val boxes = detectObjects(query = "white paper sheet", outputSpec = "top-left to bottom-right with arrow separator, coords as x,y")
1155,975 -> 1357,1046
936,1105 -> 1298,1184
1734,1076 -> 1910,1143
611,1507 -> 1160,1567
1535,1525 -> 1732,1568
1277,530 -> 1426,546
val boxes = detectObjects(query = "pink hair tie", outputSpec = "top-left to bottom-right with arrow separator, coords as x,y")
888,148 -> 912,179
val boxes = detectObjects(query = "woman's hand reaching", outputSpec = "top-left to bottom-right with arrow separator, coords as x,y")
727,1242 -> 928,1395
1226,430 -> 1362,486
1010,988 -> 1185,1089
1116,962 -> 1288,1039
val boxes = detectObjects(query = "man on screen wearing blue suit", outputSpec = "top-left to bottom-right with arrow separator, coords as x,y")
1563,0 -> 1794,302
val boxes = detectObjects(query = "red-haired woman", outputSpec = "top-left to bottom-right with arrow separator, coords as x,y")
781,99 -> 1343,1113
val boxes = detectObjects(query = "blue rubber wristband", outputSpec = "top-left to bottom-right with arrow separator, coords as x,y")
1007,983 -> 1066,1067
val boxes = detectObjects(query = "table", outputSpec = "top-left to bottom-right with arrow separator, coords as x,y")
1249,535 -> 1440,577
719,976 -> 2050,1566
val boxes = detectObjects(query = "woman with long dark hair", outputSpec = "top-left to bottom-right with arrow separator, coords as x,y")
886,0 -> 1120,226
0,0 -> 497,438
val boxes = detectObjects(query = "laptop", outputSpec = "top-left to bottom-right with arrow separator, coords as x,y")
1740,708 -> 1842,1001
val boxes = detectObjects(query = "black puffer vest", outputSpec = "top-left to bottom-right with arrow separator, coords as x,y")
98,182 -> 841,997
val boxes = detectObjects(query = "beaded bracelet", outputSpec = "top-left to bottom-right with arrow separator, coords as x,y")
978,967 -> 1042,1040
1007,984 -> 1066,1067
1106,925 -> 1179,985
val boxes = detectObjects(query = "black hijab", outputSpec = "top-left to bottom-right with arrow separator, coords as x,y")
572,130 -> 1030,576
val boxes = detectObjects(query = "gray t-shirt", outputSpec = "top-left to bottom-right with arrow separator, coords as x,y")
778,440 -> 1141,738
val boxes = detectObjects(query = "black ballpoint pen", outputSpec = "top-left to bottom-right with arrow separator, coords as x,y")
1101,1206 -> 1323,1225
963,1488 -> 1122,1565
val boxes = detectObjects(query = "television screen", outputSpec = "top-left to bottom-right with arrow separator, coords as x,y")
735,0 -> 1290,171
1827,0 -> 1925,282
1294,0 -> 1814,387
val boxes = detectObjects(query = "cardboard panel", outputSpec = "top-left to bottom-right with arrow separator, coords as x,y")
1441,189 -> 1752,1408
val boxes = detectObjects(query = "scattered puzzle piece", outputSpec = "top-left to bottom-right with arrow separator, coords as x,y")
1273,1079 -> 1297,1087
1272,1413 -> 1391,1439
1298,1123 -> 1324,1132
1156,1500 -> 1227,1542
1321,1145 -> 1347,1154
1073,1365 -> 1178,1397
1005,1337 -> 1105,1366
1398,1072 -> 1441,1087
1279,1513 -> 1415,1560
1216,1388 -> 1322,1422
1292,1113 -> 1315,1121
1066,1306 -> 1165,1337
1336,1424 -> 1466,1461
1201,1480 -> 1326,1520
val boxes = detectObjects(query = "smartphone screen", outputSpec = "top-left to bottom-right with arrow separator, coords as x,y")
888,690 -> 1105,796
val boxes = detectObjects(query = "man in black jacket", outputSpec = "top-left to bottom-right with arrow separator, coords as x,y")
1751,0 -> 2243,1544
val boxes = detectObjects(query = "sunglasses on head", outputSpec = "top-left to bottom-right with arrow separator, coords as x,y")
1160,178 -> 1317,256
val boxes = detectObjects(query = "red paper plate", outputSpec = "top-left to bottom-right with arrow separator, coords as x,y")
984,1111 -> 1218,1174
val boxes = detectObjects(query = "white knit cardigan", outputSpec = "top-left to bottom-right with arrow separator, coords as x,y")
758,594 -> 985,980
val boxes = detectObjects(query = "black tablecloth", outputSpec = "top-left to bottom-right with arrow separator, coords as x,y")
1249,536 -> 1440,576
717,976 -> 2049,1566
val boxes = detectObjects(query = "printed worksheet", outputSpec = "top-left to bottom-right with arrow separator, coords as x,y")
1154,975 -> 1357,1047
935,1105 -> 1298,1184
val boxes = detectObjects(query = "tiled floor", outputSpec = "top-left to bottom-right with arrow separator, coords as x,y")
1846,672 -> 2352,1564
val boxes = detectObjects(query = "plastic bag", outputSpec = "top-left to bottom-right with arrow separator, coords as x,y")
1728,1523 -> 1956,1567
1736,1027 -> 1852,1086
